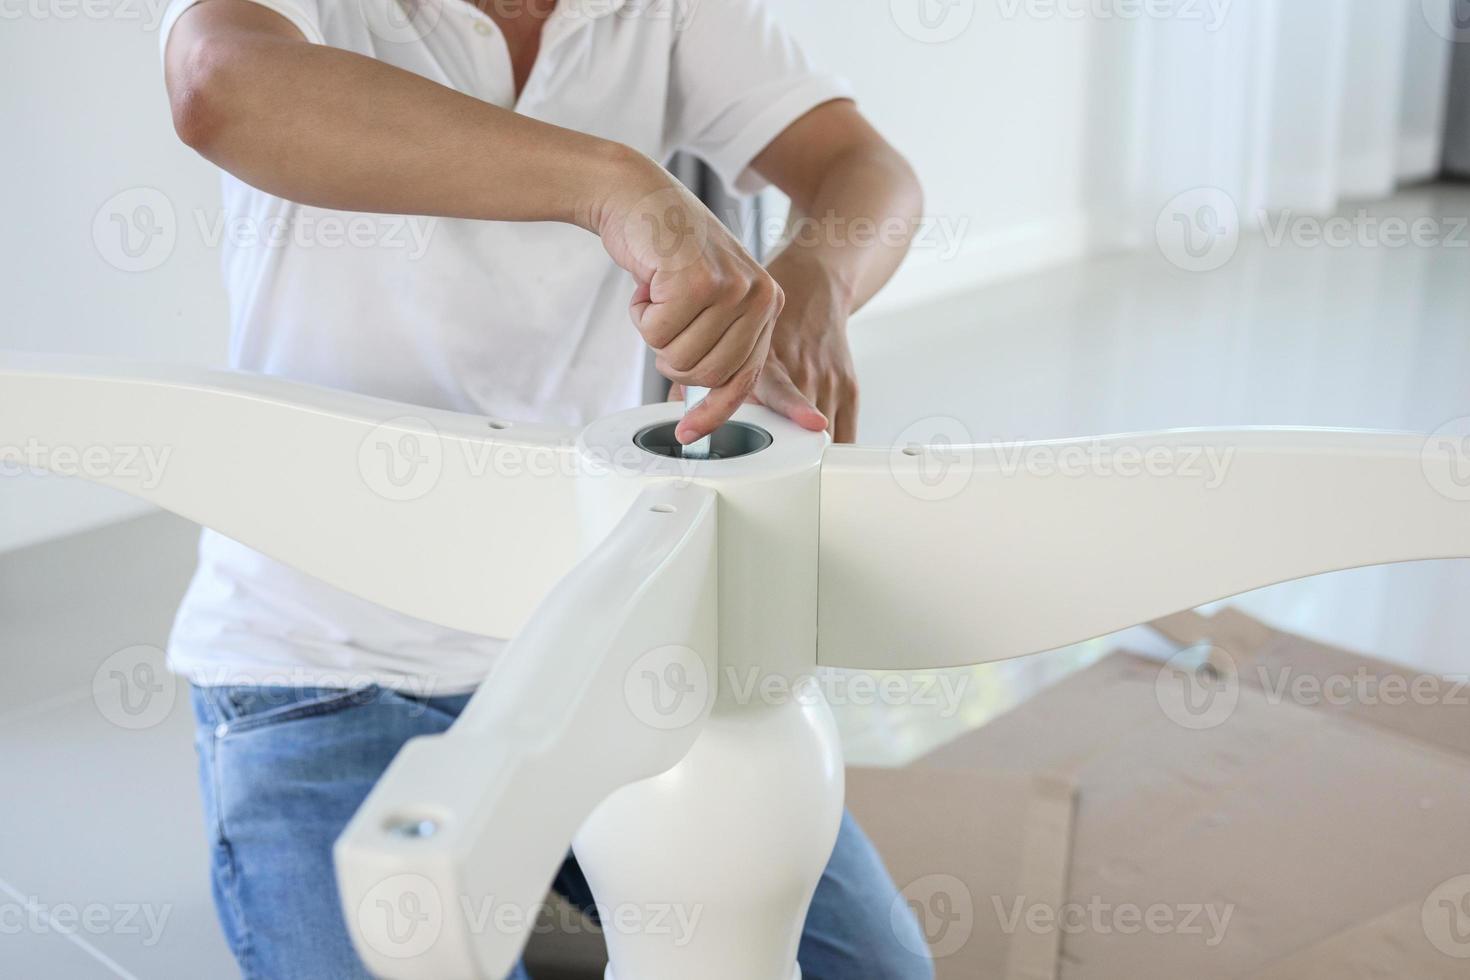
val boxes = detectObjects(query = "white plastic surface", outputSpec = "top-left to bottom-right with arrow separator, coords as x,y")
818,428 -> 1470,669
573,402 -> 838,980
577,402 -> 829,680
336,482 -> 718,979
0,352 -> 581,638
576,677 -> 842,980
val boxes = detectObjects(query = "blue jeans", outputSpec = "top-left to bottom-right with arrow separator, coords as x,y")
191,684 -> 934,980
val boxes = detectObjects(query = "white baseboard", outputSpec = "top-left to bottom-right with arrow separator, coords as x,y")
856,210 -> 1098,321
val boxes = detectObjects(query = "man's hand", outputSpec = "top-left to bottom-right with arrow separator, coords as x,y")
648,99 -> 922,446
669,249 -> 852,441
595,159 -> 784,445
750,101 -> 926,444
756,251 -> 858,442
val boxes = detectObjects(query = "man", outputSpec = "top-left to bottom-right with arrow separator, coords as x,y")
160,0 -> 928,976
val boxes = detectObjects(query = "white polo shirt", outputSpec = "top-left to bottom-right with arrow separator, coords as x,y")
158,0 -> 849,693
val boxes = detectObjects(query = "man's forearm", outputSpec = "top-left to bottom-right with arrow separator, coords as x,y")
768,143 -> 923,313
167,1 -> 636,230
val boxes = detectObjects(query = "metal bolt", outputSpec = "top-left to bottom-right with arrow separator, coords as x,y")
386,818 -> 439,839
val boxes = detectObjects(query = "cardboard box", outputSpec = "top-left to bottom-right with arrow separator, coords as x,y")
844,768 -> 1075,980
922,608 -> 1470,978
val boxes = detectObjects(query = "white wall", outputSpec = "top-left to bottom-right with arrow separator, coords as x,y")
774,0 -> 1106,316
778,0 -> 1457,314
0,4 -> 228,551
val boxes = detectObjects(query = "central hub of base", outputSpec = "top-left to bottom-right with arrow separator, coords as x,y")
634,421 -> 774,461
577,403 -> 826,484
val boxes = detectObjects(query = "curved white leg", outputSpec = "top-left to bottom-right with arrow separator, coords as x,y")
333,481 -> 718,980
820,429 -> 1470,669
0,352 -> 582,637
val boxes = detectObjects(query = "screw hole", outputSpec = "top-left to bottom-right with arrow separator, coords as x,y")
633,420 -> 772,460
487,420 -> 511,430
384,817 -> 439,839
902,446 -> 922,457
650,504 -> 677,514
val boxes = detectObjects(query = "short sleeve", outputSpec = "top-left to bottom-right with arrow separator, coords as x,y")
159,0 -> 325,61
665,0 -> 852,196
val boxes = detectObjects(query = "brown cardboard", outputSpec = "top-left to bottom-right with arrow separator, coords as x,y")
1249,899 -> 1462,980
844,768 -> 1076,980
921,609 -> 1470,979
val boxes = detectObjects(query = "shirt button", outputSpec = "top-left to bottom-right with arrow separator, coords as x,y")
214,723 -> 230,738
473,19 -> 493,35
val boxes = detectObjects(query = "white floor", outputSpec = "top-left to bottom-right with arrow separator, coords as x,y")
0,515 -> 229,979
4,182 -> 1469,975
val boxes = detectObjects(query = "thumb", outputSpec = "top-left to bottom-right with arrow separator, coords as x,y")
754,362 -> 827,432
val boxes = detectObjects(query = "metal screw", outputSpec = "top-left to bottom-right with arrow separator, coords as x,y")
682,386 -> 712,459
386,818 -> 439,839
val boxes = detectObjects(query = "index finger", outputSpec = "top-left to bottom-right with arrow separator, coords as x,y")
674,322 -> 773,445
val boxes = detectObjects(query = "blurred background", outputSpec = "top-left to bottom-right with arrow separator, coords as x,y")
4,0 -> 1470,976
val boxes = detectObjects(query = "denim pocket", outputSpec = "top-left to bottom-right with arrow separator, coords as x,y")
204,685 -> 383,736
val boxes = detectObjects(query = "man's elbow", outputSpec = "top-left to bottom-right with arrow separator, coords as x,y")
883,144 -> 924,220
841,140 -> 923,224
167,37 -> 237,153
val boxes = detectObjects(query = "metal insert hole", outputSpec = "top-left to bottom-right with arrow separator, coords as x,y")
634,421 -> 773,460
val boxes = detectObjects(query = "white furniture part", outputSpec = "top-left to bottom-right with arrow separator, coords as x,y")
5,351 -> 1469,980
